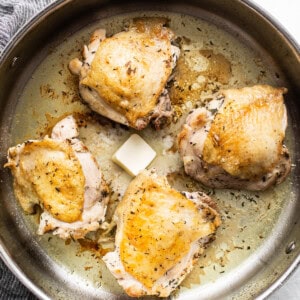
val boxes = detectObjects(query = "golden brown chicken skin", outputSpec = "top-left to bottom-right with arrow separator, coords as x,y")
69,18 -> 180,130
103,169 -> 220,297
178,85 -> 291,190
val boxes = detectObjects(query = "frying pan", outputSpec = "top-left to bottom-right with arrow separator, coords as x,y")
0,0 -> 299,299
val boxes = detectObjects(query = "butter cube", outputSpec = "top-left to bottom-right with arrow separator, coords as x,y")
112,134 -> 156,176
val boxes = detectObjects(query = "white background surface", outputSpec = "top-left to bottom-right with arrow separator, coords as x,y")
248,0 -> 299,299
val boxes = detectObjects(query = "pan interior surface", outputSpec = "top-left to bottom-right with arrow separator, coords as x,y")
0,2 -> 299,300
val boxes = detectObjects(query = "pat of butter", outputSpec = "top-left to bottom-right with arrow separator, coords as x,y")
112,134 -> 156,176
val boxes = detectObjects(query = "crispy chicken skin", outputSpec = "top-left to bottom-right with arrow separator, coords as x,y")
178,85 -> 291,190
103,169 -> 220,297
5,116 -> 109,239
69,18 -> 180,130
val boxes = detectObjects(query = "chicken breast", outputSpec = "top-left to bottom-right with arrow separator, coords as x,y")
69,18 -> 180,130
5,115 -> 109,239
103,169 -> 220,297
178,85 -> 291,190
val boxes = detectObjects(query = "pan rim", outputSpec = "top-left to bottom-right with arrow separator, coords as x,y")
0,0 -> 299,299
242,0 -> 299,52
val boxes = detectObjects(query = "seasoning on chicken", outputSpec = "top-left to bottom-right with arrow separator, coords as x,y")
178,85 -> 291,190
69,18 -> 180,130
103,169 -> 220,297
5,115 -> 109,239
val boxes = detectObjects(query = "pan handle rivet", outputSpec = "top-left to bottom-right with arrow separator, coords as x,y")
11,57 -> 19,68
285,241 -> 296,254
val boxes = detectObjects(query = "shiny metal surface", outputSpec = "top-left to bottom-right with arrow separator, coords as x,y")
0,1 -> 299,299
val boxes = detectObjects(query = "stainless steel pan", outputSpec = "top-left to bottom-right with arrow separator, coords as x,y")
0,1 -> 299,299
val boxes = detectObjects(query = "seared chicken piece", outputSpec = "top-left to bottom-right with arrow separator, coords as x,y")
178,85 -> 291,190
69,18 -> 180,130
5,116 -> 109,239
103,169 -> 220,297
